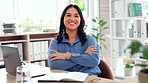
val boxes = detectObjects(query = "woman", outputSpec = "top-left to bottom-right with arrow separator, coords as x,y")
48,4 -> 101,76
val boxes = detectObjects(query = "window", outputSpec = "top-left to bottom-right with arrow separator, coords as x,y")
0,0 -> 13,22
0,0 -> 58,33
17,0 -> 57,32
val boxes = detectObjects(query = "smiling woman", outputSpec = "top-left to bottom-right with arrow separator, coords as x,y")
48,4 -> 101,76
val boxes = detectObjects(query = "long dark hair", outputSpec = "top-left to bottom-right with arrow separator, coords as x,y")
57,4 -> 87,46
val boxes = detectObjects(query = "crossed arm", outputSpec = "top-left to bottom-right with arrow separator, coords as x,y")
48,45 -> 100,70
48,37 -> 100,69
48,45 -> 97,61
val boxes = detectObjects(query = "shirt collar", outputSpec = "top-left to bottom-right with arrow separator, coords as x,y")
62,35 -> 80,44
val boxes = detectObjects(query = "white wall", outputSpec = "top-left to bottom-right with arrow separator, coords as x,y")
99,0 -> 111,66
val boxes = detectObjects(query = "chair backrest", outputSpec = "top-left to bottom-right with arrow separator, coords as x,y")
98,59 -> 114,80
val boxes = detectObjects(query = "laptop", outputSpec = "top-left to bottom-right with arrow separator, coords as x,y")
1,45 -> 21,76
0,45 -> 48,77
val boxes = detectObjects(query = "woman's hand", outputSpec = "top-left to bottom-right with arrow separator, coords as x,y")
48,50 -> 68,61
85,45 -> 96,53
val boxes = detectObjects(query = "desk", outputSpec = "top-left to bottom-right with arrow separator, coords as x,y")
116,77 -> 138,83
0,66 -> 138,83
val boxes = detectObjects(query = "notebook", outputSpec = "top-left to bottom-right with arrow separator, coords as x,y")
0,45 -> 47,77
37,72 -> 89,82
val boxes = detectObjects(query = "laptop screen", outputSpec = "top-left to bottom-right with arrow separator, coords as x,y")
0,45 -> 21,76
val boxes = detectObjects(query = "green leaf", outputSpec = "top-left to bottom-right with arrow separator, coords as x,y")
125,64 -> 134,68
102,43 -> 107,49
91,17 -> 108,50
102,27 -> 109,30
90,34 -> 96,38
127,40 -> 143,55
100,38 -> 105,41
100,21 -> 107,28
135,64 -> 148,67
92,28 -> 98,31
92,19 -> 96,23
95,17 -> 99,21
98,20 -> 103,24
140,45 -> 148,59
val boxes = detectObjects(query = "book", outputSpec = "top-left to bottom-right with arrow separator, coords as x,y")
128,3 -> 142,17
133,3 -> 142,16
36,72 -> 89,82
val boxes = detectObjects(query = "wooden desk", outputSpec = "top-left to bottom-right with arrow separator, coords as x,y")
0,67 -> 138,83
116,76 -> 138,83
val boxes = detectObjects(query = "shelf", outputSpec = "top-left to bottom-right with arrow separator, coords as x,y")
110,0 -> 147,76
127,38 -> 147,40
0,32 -> 58,66
29,38 -> 53,41
111,37 -> 148,40
0,40 -> 27,44
111,37 -> 127,40
124,58 -> 147,62
29,32 -> 57,39
31,58 -> 47,63
111,17 -> 146,20
0,35 -> 27,42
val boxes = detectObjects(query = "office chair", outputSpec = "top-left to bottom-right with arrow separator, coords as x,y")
98,59 -> 114,80
45,59 -> 114,80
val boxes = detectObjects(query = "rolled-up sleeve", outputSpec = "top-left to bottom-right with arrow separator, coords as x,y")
48,39 -> 76,69
69,36 -> 100,67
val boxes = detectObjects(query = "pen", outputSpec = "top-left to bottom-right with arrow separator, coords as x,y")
38,80 -> 60,82
38,80 -> 83,83
31,74 -> 46,78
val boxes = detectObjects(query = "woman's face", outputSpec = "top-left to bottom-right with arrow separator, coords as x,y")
64,7 -> 81,31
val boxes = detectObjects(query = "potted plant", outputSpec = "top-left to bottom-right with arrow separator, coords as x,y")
90,17 -> 108,52
124,63 -> 135,76
137,45 -> 148,83
125,40 -> 148,83
125,40 -> 143,58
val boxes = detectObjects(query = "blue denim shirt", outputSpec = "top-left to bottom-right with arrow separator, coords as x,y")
48,35 -> 101,75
